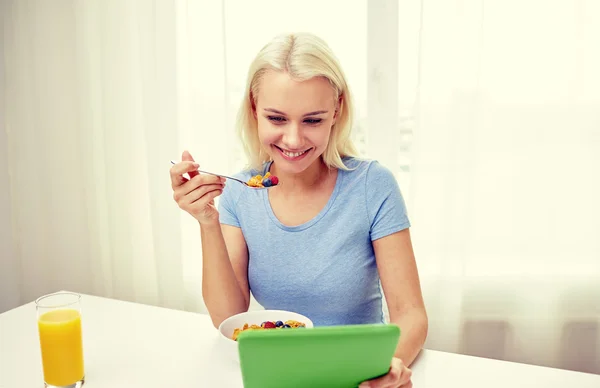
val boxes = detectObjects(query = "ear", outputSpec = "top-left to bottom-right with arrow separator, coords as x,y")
332,94 -> 343,125
250,92 -> 258,119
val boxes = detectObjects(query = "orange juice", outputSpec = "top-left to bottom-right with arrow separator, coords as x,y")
38,308 -> 85,386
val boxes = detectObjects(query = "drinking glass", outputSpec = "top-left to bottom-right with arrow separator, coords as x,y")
36,292 -> 85,388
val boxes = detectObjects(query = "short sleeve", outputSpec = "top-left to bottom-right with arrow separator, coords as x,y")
217,182 -> 241,228
366,161 -> 411,241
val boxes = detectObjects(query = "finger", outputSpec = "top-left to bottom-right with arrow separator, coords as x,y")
170,161 -> 199,188
360,370 -> 393,388
395,369 -> 412,388
173,175 -> 224,204
361,363 -> 409,388
180,174 -> 224,196
180,184 -> 224,206
397,369 -> 412,387
182,150 -> 199,178
188,186 -> 223,208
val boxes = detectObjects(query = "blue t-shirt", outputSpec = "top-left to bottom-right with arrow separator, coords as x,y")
217,157 -> 410,326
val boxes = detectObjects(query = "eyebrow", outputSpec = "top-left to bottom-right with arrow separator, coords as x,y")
264,108 -> 329,117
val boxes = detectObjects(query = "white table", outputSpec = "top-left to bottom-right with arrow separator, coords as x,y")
1,292 -> 599,387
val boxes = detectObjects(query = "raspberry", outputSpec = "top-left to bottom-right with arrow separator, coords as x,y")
270,176 -> 279,185
263,321 -> 276,329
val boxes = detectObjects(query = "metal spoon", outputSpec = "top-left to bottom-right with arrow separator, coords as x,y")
170,161 -> 277,189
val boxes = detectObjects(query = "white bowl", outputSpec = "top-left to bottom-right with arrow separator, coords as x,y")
217,309 -> 314,364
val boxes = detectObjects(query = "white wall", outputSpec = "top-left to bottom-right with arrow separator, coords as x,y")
0,0 -> 22,313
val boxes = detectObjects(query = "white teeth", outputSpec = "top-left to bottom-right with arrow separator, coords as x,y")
282,149 -> 307,158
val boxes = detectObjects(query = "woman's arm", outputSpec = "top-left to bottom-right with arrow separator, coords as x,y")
171,151 -> 250,328
373,228 -> 428,366
200,221 -> 251,328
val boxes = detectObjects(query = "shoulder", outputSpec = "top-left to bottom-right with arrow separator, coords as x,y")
339,157 -> 397,186
346,159 -> 409,236
365,160 -> 398,188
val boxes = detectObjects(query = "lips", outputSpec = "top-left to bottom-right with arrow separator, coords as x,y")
274,145 -> 312,160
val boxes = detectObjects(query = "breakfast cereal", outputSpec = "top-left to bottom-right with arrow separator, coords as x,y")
232,319 -> 306,340
247,172 -> 279,188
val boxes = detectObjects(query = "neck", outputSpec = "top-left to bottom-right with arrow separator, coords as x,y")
271,157 -> 329,194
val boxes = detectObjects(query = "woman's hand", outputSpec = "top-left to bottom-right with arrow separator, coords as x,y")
359,357 -> 412,388
170,150 -> 225,225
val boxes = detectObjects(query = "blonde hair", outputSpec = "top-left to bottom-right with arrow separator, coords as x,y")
236,32 -> 360,171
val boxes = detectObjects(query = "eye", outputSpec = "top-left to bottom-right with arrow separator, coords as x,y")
267,116 -> 286,123
304,118 -> 322,125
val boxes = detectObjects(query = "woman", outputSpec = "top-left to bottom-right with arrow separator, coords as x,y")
170,32 -> 427,388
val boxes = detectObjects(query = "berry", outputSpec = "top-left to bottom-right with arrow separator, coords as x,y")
263,178 -> 272,187
270,176 -> 279,185
263,321 -> 276,329
283,324 -> 291,328
275,320 -> 284,327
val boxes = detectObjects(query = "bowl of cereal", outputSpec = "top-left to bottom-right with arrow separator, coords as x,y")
217,309 -> 313,363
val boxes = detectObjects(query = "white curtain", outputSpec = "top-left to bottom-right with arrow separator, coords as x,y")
0,0 -> 235,313
2,0 -> 599,375
409,0 -> 600,374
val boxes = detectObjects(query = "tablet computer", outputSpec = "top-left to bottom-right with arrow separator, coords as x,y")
237,323 -> 400,388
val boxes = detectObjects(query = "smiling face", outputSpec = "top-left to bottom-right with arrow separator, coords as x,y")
253,71 -> 338,175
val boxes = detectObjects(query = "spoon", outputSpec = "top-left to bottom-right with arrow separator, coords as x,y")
170,160 -> 276,189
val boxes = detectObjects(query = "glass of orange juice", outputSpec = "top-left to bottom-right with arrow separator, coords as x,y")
36,292 -> 85,388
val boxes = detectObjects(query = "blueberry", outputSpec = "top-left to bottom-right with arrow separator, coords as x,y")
283,324 -> 291,328
263,178 -> 272,187
275,321 -> 284,327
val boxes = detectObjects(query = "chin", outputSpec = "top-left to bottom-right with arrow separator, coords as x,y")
274,157 -> 315,175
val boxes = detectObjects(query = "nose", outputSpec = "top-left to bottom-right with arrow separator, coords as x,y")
282,122 -> 303,150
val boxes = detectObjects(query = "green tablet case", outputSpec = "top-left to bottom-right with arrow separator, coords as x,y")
237,324 -> 401,388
